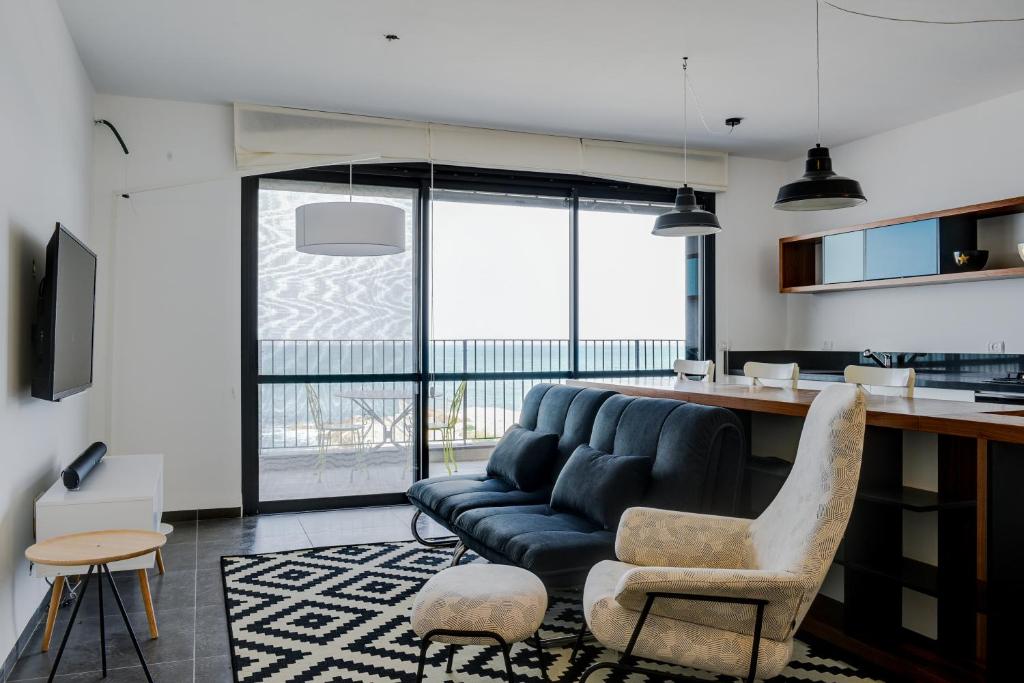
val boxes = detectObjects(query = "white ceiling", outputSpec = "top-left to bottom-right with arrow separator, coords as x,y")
57,0 -> 1024,160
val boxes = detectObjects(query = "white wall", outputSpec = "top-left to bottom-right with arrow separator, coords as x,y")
91,95 -> 241,511
0,0 -> 94,663
784,88 -> 1024,353
714,156 -> 792,367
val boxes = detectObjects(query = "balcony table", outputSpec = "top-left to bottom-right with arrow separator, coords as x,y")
337,388 -> 417,450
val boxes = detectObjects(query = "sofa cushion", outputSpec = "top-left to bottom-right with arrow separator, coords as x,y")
454,504 -> 616,587
408,477 -> 552,526
485,425 -> 560,491
550,445 -> 652,530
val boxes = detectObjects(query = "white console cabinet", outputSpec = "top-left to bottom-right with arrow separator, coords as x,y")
33,454 -> 164,577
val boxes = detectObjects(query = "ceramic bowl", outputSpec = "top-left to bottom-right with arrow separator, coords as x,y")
952,250 -> 989,271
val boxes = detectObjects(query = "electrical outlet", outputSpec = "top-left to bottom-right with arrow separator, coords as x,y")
718,339 -> 731,351
988,340 -> 1006,353
822,340 -> 835,351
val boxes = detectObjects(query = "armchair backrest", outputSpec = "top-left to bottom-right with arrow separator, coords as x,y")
749,384 -> 866,623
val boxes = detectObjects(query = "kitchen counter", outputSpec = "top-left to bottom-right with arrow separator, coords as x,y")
569,376 -> 1024,441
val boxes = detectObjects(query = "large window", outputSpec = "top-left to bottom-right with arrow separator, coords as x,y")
578,199 -> 698,373
242,165 -> 714,513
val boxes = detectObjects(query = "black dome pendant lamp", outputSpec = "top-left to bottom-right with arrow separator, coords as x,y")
775,1 -> 866,211
653,57 -> 722,236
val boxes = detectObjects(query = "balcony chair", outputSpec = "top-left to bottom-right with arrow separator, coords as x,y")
578,383 -> 866,682
305,383 -> 367,482
742,361 -> 800,389
673,359 -> 715,383
844,364 -> 915,398
428,380 -> 468,475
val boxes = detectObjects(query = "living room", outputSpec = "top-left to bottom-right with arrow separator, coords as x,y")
3,1 -> 1024,681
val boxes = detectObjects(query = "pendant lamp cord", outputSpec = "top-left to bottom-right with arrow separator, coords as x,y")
682,56 -> 688,185
816,0 -> 822,146
823,1 -> 1024,24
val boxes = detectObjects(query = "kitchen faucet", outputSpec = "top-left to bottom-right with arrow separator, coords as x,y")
863,349 -> 892,368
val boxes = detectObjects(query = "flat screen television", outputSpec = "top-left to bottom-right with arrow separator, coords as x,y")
32,223 -> 97,401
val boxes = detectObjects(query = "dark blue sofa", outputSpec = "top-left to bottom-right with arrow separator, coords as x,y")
406,384 -> 746,587
405,384 -> 616,545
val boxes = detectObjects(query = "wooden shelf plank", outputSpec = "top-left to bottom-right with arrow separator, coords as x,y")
780,195 -> 1024,243
781,267 -> 1024,294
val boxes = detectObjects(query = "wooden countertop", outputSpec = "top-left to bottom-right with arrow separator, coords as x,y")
569,377 -> 1024,443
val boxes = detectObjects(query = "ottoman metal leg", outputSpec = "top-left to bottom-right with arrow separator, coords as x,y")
532,633 -> 548,681
415,638 -> 430,683
417,630 -> 516,683
445,644 -> 456,673
499,642 -> 515,683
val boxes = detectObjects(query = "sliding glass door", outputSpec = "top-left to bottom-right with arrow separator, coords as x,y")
242,164 -> 715,512
426,190 -> 570,479
251,178 -> 419,510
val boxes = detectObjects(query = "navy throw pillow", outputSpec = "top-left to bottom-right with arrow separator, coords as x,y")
485,425 -> 560,491
550,444 -> 652,530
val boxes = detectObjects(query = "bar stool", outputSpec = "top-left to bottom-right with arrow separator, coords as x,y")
743,361 -> 800,389
844,365 -> 916,398
27,529 -> 166,683
673,359 -> 715,383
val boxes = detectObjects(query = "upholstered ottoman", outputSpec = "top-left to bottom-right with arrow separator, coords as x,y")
411,564 -> 548,682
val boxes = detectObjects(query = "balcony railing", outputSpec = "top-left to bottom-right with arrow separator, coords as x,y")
258,338 -> 684,451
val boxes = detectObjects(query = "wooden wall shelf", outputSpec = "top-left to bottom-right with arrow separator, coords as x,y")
779,196 -> 1024,293
781,266 -> 1024,293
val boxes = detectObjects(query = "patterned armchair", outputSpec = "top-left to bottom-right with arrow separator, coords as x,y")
579,383 -> 866,682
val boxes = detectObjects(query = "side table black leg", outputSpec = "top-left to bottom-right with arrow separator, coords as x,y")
102,564 -> 154,683
98,567 -> 106,677
47,565 -> 94,683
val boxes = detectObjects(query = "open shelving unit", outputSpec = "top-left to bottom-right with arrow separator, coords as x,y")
779,195 -> 1024,293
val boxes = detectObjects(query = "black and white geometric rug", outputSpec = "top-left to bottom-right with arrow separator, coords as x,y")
221,541 -> 886,682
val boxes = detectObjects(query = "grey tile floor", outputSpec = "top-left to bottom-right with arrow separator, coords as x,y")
10,505 -> 450,682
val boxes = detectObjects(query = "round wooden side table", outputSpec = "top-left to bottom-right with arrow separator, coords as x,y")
27,529 -> 166,683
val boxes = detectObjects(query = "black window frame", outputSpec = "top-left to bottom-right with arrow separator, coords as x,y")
241,163 -> 715,514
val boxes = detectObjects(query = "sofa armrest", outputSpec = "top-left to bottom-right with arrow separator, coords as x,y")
615,507 -> 753,569
613,566 -> 809,640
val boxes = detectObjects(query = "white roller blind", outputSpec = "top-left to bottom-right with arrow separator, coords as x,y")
234,103 -> 728,191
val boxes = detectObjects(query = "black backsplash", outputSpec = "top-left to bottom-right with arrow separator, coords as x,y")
726,350 -> 1024,393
